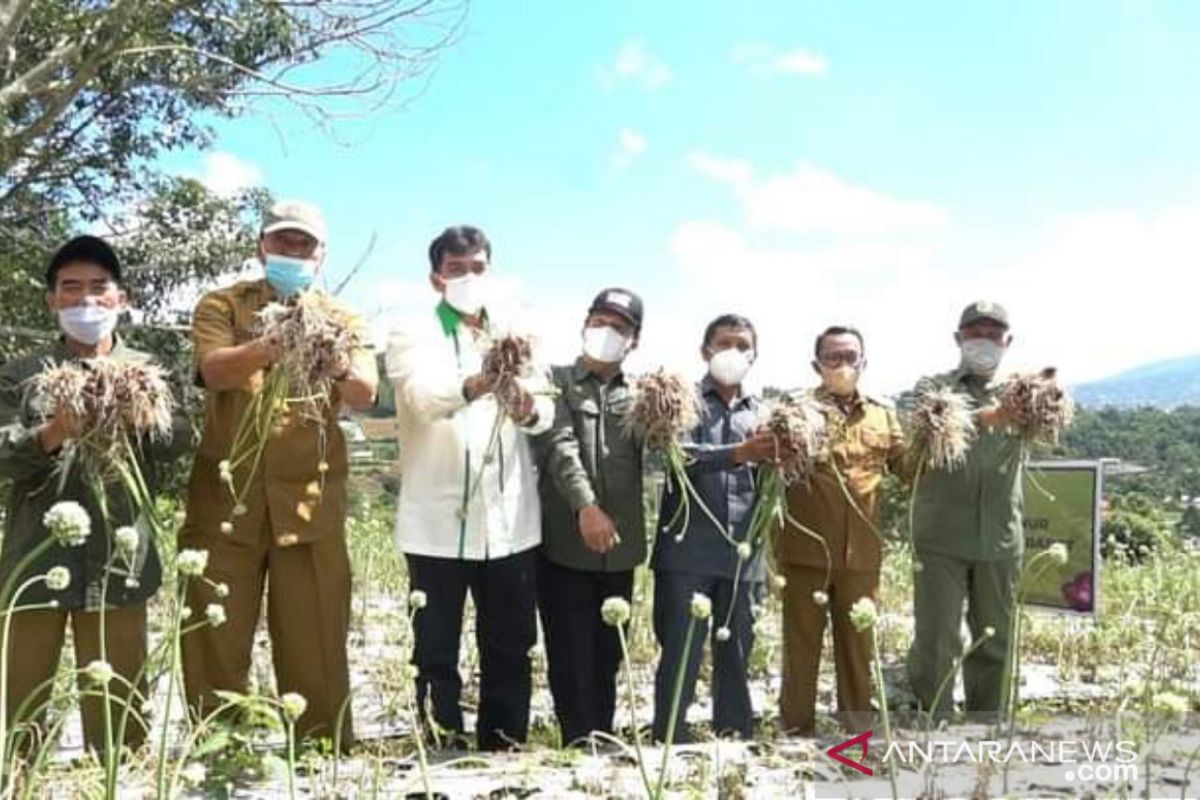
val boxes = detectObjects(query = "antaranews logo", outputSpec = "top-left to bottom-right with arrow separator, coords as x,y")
824,730 -> 1140,784
826,730 -> 874,776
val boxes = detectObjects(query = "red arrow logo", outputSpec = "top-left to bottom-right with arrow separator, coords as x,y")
826,730 -> 873,775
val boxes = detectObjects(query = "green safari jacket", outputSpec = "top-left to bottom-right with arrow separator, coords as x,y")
904,368 -> 1026,562
0,338 -> 191,610
534,359 -> 646,572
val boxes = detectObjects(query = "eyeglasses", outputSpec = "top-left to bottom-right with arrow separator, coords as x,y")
817,353 -> 863,368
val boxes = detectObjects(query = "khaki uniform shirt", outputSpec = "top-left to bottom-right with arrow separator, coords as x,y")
184,279 -> 373,547
779,388 -> 905,573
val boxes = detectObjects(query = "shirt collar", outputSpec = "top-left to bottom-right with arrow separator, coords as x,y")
813,384 -> 864,412
573,356 -> 626,385
52,332 -> 130,361
701,373 -> 754,410
436,300 -> 489,339
436,300 -> 461,338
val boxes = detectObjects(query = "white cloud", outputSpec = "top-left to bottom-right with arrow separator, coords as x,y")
687,151 -> 754,185
669,157 -> 1200,393
731,42 -> 829,78
197,152 -> 264,197
599,38 -> 672,90
688,152 -> 949,236
611,128 -> 648,169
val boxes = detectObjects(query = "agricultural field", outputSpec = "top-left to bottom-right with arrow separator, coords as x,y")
5,477 -> 1198,799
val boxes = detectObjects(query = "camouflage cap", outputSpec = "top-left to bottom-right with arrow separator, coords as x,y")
262,199 -> 327,243
959,300 -> 1009,329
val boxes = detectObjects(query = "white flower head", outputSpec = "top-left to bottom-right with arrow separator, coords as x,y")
176,549 -> 209,577
280,692 -> 308,722
690,592 -> 712,621
181,606 -> 193,621
601,596 -> 631,627
178,762 -> 205,786
181,762 -> 207,787
43,501 -> 91,547
736,541 -> 752,561
715,626 -> 732,642
206,604 -> 227,628
220,521 -> 234,535
408,590 -> 427,610
318,461 -> 330,474
215,582 -> 230,599
812,590 -> 829,607
1047,543 -> 1069,566
114,526 -> 140,557
232,503 -> 248,517
772,574 -> 788,590
84,660 -> 115,686
984,626 -> 997,638
1151,691 -> 1190,718
45,566 -> 71,592
125,578 -> 140,589
848,597 -> 878,633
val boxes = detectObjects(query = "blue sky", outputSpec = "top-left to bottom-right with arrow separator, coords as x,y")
170,0 -> 1200,392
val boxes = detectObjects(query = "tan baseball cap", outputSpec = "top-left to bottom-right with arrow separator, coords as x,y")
262,199 -> 327,243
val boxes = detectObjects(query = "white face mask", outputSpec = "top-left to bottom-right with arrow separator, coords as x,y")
442,274 -> 489,315
582,325 -> 630,364
58,303 -> 118,346
708,348 -> 754,386
961,338 -> 1005,376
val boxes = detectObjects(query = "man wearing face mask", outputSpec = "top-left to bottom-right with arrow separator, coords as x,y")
385,225 -> 554,751
650,314 -> 780,743
533,288 -> 645,747
181,200 -> 378,746
904,301 -> 1022,721
776,326 -> 905,736
0,236 -> 190,753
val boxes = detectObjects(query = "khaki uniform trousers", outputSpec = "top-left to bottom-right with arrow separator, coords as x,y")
780,564 -> 877,736
180,527 -> 353,745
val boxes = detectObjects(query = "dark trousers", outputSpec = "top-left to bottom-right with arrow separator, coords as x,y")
652,570 -> 757,742
537,555 -> 634,746
406,549 -> 537,751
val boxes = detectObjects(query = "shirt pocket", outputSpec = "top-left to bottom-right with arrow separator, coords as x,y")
858,429 -> 893,470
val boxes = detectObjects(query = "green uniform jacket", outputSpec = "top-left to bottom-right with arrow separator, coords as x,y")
905,368 -> 1026,562
0,339 -> 191,609
534,359 -> 646,572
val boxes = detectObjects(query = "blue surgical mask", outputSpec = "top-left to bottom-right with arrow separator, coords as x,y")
58,303 -> 118,346
265,254 -> 317,297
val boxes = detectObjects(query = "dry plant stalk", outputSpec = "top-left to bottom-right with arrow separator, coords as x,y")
998,367 -> 1075,445
626,369 -> 724,543
761,393 -> 829,486
908,385 -> 976,471
625,369 -> 701,451
481,333 -> 535,418
34,359 -> 174,460
221,293 -> 364,522
255,292 -> 363,419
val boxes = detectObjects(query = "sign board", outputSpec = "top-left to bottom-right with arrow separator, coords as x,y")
1021,460 -> 1104,616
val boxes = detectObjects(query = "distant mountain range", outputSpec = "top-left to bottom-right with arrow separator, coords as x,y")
1074,354 -> 1200,409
